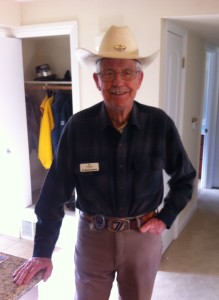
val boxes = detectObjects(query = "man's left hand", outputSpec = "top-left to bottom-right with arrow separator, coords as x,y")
139,218 -> 166,234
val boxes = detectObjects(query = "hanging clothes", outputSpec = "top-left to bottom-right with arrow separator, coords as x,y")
38,94 -> 54,169
51,90 -> 72,153
25,93 -> 41,153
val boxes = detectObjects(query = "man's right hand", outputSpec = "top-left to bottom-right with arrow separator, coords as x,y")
13,257 -> 53,285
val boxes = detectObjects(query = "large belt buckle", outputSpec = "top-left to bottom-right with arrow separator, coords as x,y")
108,218 -> 130,232
90,215 -> 106,231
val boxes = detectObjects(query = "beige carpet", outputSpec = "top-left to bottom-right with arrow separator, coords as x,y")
152,188 -> 219,300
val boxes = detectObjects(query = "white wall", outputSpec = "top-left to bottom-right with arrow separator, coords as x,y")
2,0 -> 219,110
17,0 -> 219,111
0,0 -> 21,25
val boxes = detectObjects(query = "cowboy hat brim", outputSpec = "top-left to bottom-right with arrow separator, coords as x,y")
75,48 -> 159,69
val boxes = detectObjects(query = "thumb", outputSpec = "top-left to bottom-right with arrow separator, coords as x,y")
43,265 -> 53,282
139,221 -> 151,233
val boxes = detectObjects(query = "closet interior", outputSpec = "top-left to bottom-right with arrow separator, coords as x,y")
21,34 -> 75,240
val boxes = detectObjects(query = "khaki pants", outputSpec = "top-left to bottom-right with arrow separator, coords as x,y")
74,217 -> 162,300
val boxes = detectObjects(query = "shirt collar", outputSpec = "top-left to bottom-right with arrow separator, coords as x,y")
99,102 -> 112,131
99,101 -> 141,131
129,102 -> 141,130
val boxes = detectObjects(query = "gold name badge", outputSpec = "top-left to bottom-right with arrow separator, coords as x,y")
80,162 -> 100,172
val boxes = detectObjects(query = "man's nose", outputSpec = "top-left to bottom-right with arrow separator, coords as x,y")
113,72 -> 124,83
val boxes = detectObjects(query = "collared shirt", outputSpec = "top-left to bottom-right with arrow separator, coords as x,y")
34,101 -> 196,258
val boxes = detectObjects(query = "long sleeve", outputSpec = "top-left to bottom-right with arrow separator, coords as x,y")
34,119 -> 76,258
156,118 -> 196,228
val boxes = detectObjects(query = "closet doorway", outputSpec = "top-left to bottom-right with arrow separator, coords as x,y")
19,21 -> 79,242
1,21 -> 80,241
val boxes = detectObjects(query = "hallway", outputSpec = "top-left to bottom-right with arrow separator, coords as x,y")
152,188 -> 219,300
0,188 -> 218,299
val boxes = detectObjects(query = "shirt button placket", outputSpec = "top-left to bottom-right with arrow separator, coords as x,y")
117,139 -> 127,215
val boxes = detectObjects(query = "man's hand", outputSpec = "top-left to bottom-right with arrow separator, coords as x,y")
139,218 -> 166,234
13,257 -> 53,285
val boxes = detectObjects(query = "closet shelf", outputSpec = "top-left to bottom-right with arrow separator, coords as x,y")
25,81 -> 72,90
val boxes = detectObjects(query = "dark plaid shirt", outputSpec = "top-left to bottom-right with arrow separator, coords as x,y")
34,101 -> 196,258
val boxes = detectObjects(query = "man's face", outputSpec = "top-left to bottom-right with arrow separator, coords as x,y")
93,58 -> 143,112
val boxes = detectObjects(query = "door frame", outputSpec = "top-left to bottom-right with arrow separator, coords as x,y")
160,20 -> 187,136
0,22 -> 80,238
11,20 -> 80,114
160,19 -> 187,251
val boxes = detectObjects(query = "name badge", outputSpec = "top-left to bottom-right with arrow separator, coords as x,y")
80,162 -> 100,172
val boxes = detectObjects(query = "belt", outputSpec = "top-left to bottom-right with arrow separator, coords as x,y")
80,210 -> 157,232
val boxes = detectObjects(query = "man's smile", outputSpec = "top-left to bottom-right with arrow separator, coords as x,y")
110,88 -> 130,95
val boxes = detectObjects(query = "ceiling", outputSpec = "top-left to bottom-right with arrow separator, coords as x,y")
169,15 -> 219,46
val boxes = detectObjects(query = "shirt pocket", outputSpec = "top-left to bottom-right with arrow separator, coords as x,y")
132,156 -> 164,196
133,156 -> 164,172
74,161 -> 109,201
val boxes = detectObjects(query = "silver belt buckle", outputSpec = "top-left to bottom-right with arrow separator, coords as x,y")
90,215 -> 106,231
108,218 -> 130,232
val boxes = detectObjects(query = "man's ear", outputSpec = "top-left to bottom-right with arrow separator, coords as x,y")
93,73 -> 101,90
137,71 -> 144,90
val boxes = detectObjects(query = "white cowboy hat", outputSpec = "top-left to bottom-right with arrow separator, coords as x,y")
75,25 -> 158,69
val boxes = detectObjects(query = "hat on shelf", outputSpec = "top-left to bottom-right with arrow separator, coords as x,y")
75,25 -> 159,69
34,64 -> 57,81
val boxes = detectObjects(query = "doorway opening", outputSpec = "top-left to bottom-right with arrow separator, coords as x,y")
200,46 -> 219,189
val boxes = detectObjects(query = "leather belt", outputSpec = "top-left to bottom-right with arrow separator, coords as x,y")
80,210 -> 157,232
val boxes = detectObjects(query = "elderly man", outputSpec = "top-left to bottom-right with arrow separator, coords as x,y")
13,26 -> 196,300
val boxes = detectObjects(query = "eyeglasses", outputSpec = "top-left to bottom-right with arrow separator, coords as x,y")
97,69 -> 140,82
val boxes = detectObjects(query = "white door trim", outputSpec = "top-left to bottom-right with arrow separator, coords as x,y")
11,21 -> 77,38
162,20 -> 187,136
160,20 -> 187,248
11,21 -> 80,114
